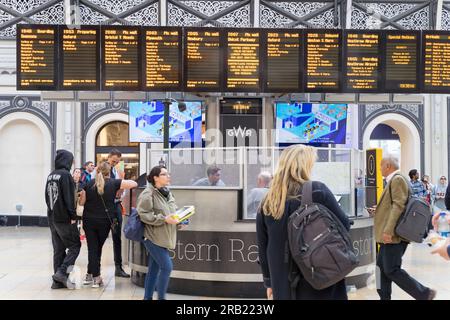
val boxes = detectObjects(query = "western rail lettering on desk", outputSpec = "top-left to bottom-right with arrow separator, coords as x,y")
17,24 -> 58,90
383,31 -> 420,93
263,30 -> 302,92
343,30 -> 381,93
304,30 -> 342,92
423,31 -> 450,93
101,26 -> 141,91
184,28 -> 222,91
225,29 -> 261,91
143,27 -> 182,91
59,26 -> 100,91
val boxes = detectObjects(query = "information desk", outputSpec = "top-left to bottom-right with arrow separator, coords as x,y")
128,187 -> 374,298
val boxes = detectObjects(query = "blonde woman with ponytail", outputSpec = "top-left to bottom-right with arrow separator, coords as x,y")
256,145 -> 351,300
78,161 -> 137,288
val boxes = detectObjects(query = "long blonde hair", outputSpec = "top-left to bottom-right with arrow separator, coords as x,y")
96,161 -> 111,195
262,145 -> 317,220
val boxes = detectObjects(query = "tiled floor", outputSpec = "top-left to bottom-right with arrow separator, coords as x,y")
0,226 -> 449,300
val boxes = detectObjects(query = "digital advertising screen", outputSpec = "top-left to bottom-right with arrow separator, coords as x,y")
275,102 -> 348,144
129,101 -> 202,143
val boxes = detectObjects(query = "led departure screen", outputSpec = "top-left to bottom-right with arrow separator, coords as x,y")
102,26 -> 140,90
384,31 -> 420,92
343,31 -> 381,92
184,28 -> 221,91
423,31 -> 450,93
226,30 -> 261,91
60,26 -> 100,90
17,25 -> 57,90
265,30 -> 301,92
305,30 -> 341,92
144,27 -> 181,91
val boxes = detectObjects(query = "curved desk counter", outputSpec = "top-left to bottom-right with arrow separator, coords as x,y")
128,187 -> 375,298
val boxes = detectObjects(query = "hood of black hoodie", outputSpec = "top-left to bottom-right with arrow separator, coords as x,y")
55,149 -> 74,171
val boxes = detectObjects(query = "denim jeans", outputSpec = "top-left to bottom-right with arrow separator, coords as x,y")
143,239 -> 173,300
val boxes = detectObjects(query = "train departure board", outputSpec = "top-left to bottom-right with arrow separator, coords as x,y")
423,31 -> 450,93
264,30 -> 302,92
305,30 -> 342,92
59,26 -> 100,90
17,24 -> 58,90
383,31 -> 420,92
143,27 -> 182,91
101,26 -> 140,90
184,28 -> 222,91
343,31 -> 381,92
226,30 -> 261,91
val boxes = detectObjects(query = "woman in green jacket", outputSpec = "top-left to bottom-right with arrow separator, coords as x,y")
137,166 -> 179,300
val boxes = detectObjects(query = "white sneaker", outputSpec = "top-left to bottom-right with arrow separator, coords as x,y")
92,276 -> 103,288
83,273 -> 93,285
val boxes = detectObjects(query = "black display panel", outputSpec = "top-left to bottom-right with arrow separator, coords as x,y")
143,27 -> 182,91
343,30 -> 381,93
422,31 -> 450,93
304,30 -> 342,92
263,29 -> 302,93
184,28 -> 222,92
101,26 -> 141,91
17,24 -> 58,90
382,31 -> 420,93
225,29 -> 261,92
59,25 -> 100,90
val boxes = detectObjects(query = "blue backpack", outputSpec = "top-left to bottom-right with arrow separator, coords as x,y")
124,207 -> 144,242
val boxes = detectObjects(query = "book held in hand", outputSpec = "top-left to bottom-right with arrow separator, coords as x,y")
173,205 -> 195,223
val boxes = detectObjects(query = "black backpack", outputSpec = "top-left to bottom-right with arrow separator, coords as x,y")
390,174 -> 431,243
287,181 -> 359,294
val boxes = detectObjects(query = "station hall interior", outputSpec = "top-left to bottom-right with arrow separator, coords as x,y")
1,0 -> 450,300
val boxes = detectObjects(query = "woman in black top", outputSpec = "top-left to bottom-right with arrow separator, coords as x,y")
256,145 -> 351,300
79,161 -> 137,287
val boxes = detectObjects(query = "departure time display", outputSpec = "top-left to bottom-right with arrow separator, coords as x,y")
343,31 -> 381,92
184,28 -> 222,91
60,26 -> 100,90
226,30 -> 261,91
383,31 -> 420,92
143,27 -> 182,91
17,24 -> 57,90
264,30 -> 302,92
101,26 -> 141,90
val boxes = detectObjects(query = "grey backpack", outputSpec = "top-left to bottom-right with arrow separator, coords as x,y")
287,181 -> 359,293
390,174 -> 431,243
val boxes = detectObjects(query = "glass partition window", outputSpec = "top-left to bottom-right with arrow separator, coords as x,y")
95,121 -> 139,180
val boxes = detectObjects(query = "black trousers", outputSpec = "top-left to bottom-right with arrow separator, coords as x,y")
49,219 -> 81,274
112,203 -> 123,267
376,242 -> 430,300
83,218 -> 111,277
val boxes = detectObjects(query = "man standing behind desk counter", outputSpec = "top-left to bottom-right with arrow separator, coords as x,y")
192,166 -> 226,187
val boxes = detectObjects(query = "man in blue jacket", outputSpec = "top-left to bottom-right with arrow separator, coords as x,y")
45,149 -> 81,289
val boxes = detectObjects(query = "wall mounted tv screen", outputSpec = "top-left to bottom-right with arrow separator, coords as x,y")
275,103 -> 348,144
129,100 -> 202,143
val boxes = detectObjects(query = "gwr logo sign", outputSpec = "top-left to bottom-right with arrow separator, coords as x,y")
226,126 -> 253,138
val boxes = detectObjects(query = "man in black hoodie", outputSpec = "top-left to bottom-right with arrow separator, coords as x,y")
45,149 -> 81,289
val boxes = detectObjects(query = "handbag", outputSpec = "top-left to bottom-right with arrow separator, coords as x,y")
100,194 -> 119,233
